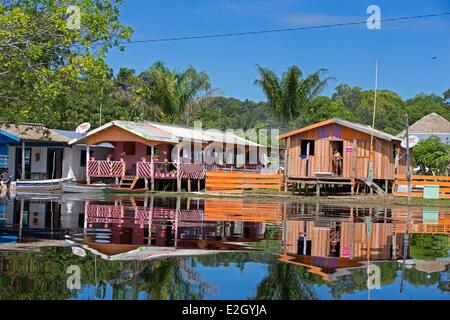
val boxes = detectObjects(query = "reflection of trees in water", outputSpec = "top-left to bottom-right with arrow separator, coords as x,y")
410,234 -> 448,260
253,260 -> 325,300
328,263 -> 398,299
1,246 -> 449,300
0,248 -> 209,300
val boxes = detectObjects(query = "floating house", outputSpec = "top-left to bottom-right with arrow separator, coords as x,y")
278,118 -> 408,195
0,124 -> 112,181
69,121 -> 268,191
398,113 -> 450,144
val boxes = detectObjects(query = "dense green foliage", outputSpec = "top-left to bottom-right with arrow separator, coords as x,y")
410,234 -> 449,260
413,136 -> 450,175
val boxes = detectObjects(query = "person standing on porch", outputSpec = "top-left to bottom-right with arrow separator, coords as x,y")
333,149 -> 343,175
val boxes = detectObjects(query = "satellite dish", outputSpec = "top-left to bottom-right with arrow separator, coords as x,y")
401,135 -> 419,149
76,122 -> 91,135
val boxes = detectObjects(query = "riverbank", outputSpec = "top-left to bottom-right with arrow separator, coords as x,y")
102,189 -> 450,208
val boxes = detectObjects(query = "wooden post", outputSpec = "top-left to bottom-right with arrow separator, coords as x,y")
150,146 -> 155,192
177,148 -> 181,193
21,141 -> 25,180
352,139 -> 357,195
197,179 -> 201,192
188,179 -> 191,192
316,183 -> 320,197
86,144 -> 91,185
284,137 -> 291,193
385,179 -> 389,194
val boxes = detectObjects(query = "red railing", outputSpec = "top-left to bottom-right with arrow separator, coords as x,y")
87,160 -> 126,178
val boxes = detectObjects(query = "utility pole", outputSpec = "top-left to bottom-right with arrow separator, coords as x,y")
405,115 -> 411,206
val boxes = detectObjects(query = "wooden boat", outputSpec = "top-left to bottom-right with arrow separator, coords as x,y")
13,177 -> 73,192
103,187 -> 148,194
62,182 -> 108,193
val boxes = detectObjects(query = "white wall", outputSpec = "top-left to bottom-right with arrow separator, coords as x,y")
62,145 -> 113,181
8,146 -> 15,176
30,147 -> 47,173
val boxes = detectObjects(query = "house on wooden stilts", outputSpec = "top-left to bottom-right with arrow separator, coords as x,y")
278,118 -> 409,196
69,121 -> 268,192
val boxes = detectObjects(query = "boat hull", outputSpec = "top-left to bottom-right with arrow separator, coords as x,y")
13,177 -> 73,192
62,183 -> 107,193
103,187 -> 147,194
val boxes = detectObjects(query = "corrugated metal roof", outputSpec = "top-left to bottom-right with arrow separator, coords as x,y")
278,118 -> 402,142
69,120 -> 263,147
335,118 -> 402,142
52,129 -> 114,148
147,122 -> 262,147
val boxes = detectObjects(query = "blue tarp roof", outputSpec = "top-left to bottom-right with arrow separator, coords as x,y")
0,129 -> 21,144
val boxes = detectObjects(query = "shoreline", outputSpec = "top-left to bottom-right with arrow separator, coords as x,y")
102,190 -> 450,208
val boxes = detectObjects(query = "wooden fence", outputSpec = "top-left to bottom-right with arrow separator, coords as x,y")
204,198 -> 282,222
393,174 -> 450,199
205,171 -> 282,193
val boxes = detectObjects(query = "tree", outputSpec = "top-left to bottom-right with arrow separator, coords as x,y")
254,65 -> 334,130
190,97 -> 273,131
0,0 -> 132,127
413,136 -> 450,175
137,61 -> 213,124
444,89 -> 450,102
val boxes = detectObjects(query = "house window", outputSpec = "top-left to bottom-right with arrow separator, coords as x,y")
80,150 -> 94,167
123,142 -> 136,155
34,153 -> 40,162
300,140 -> 315,157
146,145 -> 160,158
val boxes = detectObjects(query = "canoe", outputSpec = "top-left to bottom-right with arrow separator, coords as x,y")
103,187 -> 148,194
13,177 -> 73,192
62,182 -> 108,193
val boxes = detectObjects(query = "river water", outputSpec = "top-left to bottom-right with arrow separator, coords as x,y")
0,193 -> 449,300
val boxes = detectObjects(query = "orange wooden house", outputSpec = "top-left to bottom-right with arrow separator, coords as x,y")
278,118 -> 408,194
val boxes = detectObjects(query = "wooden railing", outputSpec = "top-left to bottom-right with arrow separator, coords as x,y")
87,160 -> 126,178
205,171 -> 282,193
204,198 -> 282,222
392,223 -> 450,235
393,174 -> 450,199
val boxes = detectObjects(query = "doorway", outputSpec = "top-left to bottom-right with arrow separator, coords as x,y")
330,141 -> 344,176
15,147 -> 31,179
47,149 -> 63,179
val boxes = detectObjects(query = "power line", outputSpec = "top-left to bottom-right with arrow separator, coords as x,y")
122,12 -> 450,44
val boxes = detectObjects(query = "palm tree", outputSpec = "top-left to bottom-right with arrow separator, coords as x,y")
254,65 -> 334,129
138,61 -> 213,124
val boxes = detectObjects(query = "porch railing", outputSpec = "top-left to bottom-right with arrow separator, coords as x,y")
87,160 -> 126,178
136,161 -> 221,180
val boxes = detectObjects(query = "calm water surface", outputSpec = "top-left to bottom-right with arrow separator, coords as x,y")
0,193 -> 449,300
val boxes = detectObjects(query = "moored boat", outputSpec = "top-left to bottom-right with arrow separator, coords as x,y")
12,177 -> 73,192
62,182 -> 109,193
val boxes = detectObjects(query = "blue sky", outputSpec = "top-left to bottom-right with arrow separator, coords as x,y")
106,0 -> 450,102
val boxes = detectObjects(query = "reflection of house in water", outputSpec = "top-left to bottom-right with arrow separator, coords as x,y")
82,197 -> 281,253
280,204 -> 450,281
0,198 -> 71,240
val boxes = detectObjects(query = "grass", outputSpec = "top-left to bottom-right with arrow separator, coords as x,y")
103,188 -> 450,208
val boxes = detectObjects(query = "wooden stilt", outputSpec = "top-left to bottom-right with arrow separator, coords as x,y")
188,179 -> 191,192
316,183 -> 320,197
